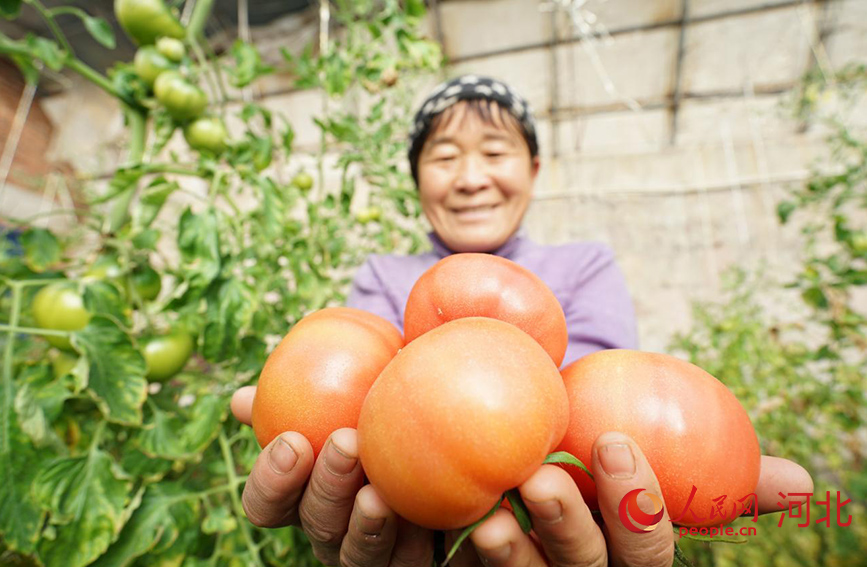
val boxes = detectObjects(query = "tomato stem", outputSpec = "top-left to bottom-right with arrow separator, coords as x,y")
443,495 -> 505,567
218,431 -> 265,567
0,324 -> 71,338
1,283 -> 22,455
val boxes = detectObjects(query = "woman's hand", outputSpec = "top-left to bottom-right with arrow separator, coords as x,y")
231,386 -> 434,567
457,432 -> 814,567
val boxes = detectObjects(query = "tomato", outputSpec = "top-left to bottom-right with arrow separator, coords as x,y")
291,172 -> 314,192
404,254 -> 568,366
357,317 -> 569,530
355,206 -> 382,224
154,71 -> 208,121
184,117 -> 229,154
141,332 -> 194,382
130,264 -> 162,301
52,351 -> 79,378
133,46 -> 175,87
156,37 -> 185,62
32,284 -> 92,351
83,254 -> 123,281
252,308 -> 403,456
115,0 -> 185,45
555,350 -> 761,528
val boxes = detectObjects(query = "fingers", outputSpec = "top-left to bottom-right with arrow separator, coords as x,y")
755,455 -> 815,514
518,465 -> 608,567
389,518 -> 434,567
231,386 -> 256,426
592,432 -> 674,567
470,508 -> 547,567
300,428 -> 366,566
339,485 -> 398,567
241,431 -> 314,528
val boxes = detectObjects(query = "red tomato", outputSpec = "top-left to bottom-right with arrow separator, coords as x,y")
403,254 -> 568,366
358,317 -> 569,530
556,350 -> 761,528
252,307 -> 403,456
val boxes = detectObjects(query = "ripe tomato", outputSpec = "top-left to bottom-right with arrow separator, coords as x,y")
403,254 -> 568,366
115,0 -> 185,46
32,283 -> 92,351
142,332 -> 194,382
184,117 -> 229,154
154,71 -> 208,121
252,307 -> 403,456
555,350 -> 761,528
358,317 -> 569,530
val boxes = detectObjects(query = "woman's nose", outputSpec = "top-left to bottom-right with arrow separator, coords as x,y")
455,155 -> 491,192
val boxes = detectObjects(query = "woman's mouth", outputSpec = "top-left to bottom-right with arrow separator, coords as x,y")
451,204 -> 499,222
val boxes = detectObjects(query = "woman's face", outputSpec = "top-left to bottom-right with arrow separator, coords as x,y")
417,101 -> 539,253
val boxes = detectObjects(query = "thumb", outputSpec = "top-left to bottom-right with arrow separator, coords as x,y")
592,432 -> 674,567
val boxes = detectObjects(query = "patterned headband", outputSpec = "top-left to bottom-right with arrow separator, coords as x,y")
407,75 -> 538,179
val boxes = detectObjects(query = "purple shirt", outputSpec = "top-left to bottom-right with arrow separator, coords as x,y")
346,231 -> 639,367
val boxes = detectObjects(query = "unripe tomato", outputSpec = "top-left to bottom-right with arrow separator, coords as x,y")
358,317 -> 569,530
404,254 -> 568,366
115,0 -> 185,45
156,37 -> 185,62
133,46 -> 175,87
52,351 -> 79,378
291,172 -> 314,192
32,284 -> 92,351
130,264 -> 162,301
183,117 -> 229,154
83,254 -> 123,281
141,332 -> 194,382
154,71 -> 208,121
355,206 -> 382,224
555,350 -> 761,528
252,307 -> 403,457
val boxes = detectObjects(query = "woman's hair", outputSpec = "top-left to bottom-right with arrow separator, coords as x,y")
407,75 -> 539,185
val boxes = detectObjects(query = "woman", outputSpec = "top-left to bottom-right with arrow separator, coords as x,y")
231,76 -> 813,567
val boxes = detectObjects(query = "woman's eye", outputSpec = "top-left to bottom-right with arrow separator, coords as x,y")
436,155 -> 456,162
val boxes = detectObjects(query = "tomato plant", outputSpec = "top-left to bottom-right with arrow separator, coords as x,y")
555,349 -> 761,528
357,317 -> 569,530
404,253 -> 569,366
0,0 -> 442,565
252,307 -> 403,457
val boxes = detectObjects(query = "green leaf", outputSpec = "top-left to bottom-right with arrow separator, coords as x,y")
0,377 -> 49,554
119,449 -> 173,484
801,286 -> 829,310
230,40 -> 274,88
505,489 -> 532,534
135,177 -> 178,228
82,13 -> 115,49
14,364 -> 73,450
25,34 -> 65,71
444,495 -> 504,566
178,208 -> 222,290
84,280 -> 128,322
405,0 -> 426,18
20,227 -> 61,272
544,451 -> 594,481
281,119 -> 295,154
202,505 -> 237,534
73,317 -> 148,426
91,483 -> 200,567
202,278 -> 254,361
673,542 -> 695,567
134,394 -> 226,461
1,0 -> 23,18
131,229 -> 160,251
33,449 -> 132,567
776,200 -> 796,224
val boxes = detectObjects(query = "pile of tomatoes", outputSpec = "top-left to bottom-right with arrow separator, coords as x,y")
252,253 -> 762,531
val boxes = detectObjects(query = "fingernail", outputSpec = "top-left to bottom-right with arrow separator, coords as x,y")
599,443 -> 636,478
482,543 -> 511,564
269,436 -> 298,474
526,498 -> 563,523
325,437 -> 357,475
356,512 -> 386,536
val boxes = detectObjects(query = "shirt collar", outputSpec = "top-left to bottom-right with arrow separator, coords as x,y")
427,230 -> 526,260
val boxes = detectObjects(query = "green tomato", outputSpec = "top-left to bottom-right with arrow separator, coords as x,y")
142,332 -> 194,382
292,172 -> 314,192
154,71 -> 208,121
115,0 -> 185,45
355,206 -> 382,224
32,284 -> 92,351
183,117 -> 229,154
84,254 -> 123,281
130,265 -> 162,301
156,37 -> 185,62
133,46 -> 175,87
52,351 -> 79,378
851,231 -> 867,255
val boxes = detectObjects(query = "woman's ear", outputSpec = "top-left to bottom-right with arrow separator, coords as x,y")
531,155 -> 541,179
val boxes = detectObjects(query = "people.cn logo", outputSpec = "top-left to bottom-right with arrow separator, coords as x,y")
618,488 -> 665,533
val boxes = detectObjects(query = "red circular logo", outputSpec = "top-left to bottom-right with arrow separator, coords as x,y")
618,488 -> 665,533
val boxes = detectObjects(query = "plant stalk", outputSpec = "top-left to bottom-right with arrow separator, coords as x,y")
187,0 -> 217,41
1,284 -> 22,454
218,431 -> 265,567
107,105 -> 148,233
